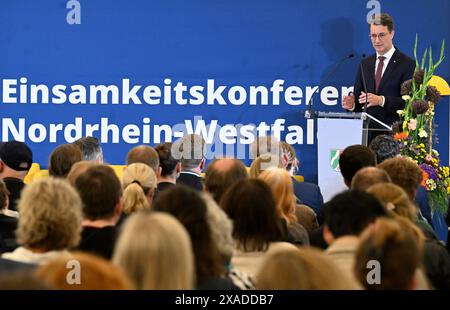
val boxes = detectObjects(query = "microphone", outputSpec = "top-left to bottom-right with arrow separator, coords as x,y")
305,53 -> 355,119
359,54 -> 369,112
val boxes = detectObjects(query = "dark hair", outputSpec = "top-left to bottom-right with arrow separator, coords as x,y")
49,144 -> 83,177
370,13 -> 395,32
339,145 -> 377,185
152,186 -> 224,281
126,145 -> 160,173
369,135 -> 400,164
324,190 -> 387,238
74,165 -> 122,220
204,159 -> 248,203
154,143 -> 179,177
0,179 -> 9,210
175,134 -> 205,169
73,136 -> 103,162
221,179 -> 284,252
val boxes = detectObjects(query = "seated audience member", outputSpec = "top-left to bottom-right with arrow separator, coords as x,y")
0,141 -> 33,211
256,248 -> 359,290
220,179 -> 297,279
126,145 -> 160,175
174,134 -> 206,191
378,156 -> 437,239
202,193 -> 254,290
74,165 -> 123,260
350,167 -> 392,192
73,136 -> 104,163
323,190 -> 387,284
48,144 -> 83,178
153,186 -> 237,290
66,161 -> 98,186
0,272 -> 49,290
367,183 -> 450,289
368,134 -> 400,164
249,155 -> 283,178
259,168 -> 313,244
113,212 -> 194,290
280,141 -> 324,215
0,180 -> 18,253
249,135 -> 282,159
339,145 -> 377,188
154,142 -> 180,192
2,178 -> 82,265
36,252 -> 133,290
122,163 -> 157,215
204,158 -> 248,204
354,218 -> 422,290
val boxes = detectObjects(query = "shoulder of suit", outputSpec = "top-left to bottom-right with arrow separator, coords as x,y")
393,49 -> 415,63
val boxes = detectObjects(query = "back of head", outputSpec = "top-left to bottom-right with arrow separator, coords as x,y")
355,218 -> 420,290
249,135 -> 281,159
0,179 -> 9,210
0,140 -> 33,173
74,165 -> 122,221
122,163 -> 157,214
249,155 -> 282,178
66,161 -> 98,186
73,136 -> 103,163
324,190 -> 387,238
351,167 -> 392,192
367,183 -> 418,221
202,193 -> 234,263
339,145 -> 377,186
259,167 -> 297,224
377,156 -> 422,200
220,178 -> 283,252
173,134 -> 205,170
17,178 -> 82,251
153,186 -> 223,280
280,141 -> 298,173
49,144 -> 83,178
204,158 -> 248,203
154,142 -> 179,177
369,135 -> 400,164
126,145 -> 160,173
256,248 -> 359,290
36,252 -> 133,290
113,212 -> 194,290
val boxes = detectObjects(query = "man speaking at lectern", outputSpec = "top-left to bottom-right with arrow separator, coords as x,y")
342,13 -> 415,141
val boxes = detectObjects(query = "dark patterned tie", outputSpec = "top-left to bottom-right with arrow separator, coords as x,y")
375,56 -> 386,93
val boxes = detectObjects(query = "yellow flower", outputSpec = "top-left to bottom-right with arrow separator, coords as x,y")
397,110 -> 405,116
418,129 -> 428,138
402,95 -> 411,101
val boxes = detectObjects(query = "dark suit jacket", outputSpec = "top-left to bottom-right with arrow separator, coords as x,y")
177,171 -> 203,191
292,178 -> 324,216
353,49 -> 415,127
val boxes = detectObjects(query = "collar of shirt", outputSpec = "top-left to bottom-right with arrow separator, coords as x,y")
180,170 -> 201,177
376,45 -> 396,77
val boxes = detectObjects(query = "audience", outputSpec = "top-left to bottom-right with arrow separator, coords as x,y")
0,141 -> 33,211
48,144 -> 82,178
0,179 -> 18,253
154,142 -> 180,192
174,134 -> 206,191
126,145 -> 160,175
350,167 -> 392,192
73,136 -> 104,163
2,178 -> 82,265
74,165 -> 122,260
339,145 -> 377,188
122,163 -> 157,215
113,212 -> 194,290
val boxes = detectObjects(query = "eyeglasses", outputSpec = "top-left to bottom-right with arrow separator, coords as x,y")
370,32 -> 389,40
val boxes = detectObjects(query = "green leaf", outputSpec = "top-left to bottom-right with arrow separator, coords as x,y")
414,34 -> 419,68
421,48 -> 428,70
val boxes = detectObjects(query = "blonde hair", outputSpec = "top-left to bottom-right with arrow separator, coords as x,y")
113,212 -> 195,290
367,183 -> 418,221
256,248 -> 359,290
17,178 -> 82,251
122,163 -> 157,214
259,167 -> 297,224
249,155 -> 282,178
202,193 -> 234,263
67,161 -> 98,186
35,252 -> 133,290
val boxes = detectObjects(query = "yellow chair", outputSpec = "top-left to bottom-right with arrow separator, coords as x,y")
24,163 -> 41,184
109,165 -> 126,180
32,170 -> 49,181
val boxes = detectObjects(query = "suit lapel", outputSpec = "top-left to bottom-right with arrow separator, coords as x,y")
378,50 -> 400,94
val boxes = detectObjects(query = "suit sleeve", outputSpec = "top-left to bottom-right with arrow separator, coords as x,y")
383,58 -> 416,116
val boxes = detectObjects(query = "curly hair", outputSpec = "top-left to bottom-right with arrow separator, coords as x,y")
377,156 -> 422,200
17,178 -> 82,250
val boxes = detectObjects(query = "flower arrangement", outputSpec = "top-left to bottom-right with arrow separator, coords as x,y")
394,36 -> 448,216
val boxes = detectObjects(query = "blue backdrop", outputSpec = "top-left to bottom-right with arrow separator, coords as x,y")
1,0 -> 449,183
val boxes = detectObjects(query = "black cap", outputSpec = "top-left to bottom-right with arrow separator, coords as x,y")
0,141 -> 33,171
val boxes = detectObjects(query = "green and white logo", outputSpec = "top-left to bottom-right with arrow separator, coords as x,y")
330,149 -> 342,172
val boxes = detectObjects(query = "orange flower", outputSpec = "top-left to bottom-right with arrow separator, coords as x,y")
421,170 -> 429,187
394,131 -> 409,141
